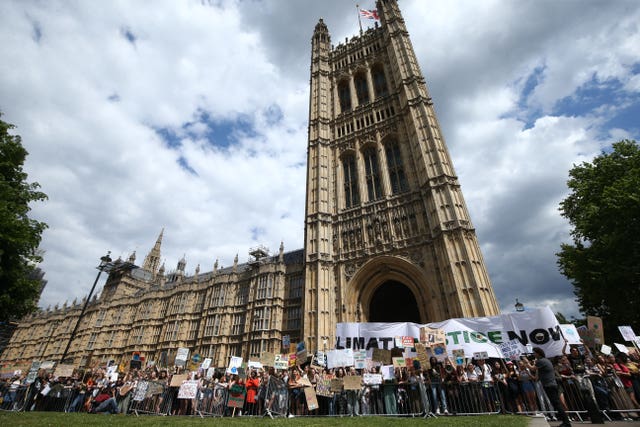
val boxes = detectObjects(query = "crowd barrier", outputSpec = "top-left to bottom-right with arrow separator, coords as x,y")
2,374 -> 639,420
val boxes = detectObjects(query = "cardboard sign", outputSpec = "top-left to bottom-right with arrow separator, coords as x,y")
133,381 -> 149,401
54,364 -> 75,378
473,351 -> 489,360
392,357 -> 406,368
452,349 -> 465,366
414,343 -> 430,369
372,348 -> 391,364
177,380 -> 199,399
260,351 -> 275,367
201,358 -> 212,370
381,365 -> 395,381
304,386 -> 319,410
330,378 -> 344,392
288,353 -> 297,367
175,348 -> 189,367
420,327 -> 446,346
560,324 -> 582,345
587,316 -> 604,345
499,339 -> 526,360
315,378 -> 332,397
170,373 -> 189,387
431,342 -> 448,361
343,375 -> 362,390
282,335 -> 290,350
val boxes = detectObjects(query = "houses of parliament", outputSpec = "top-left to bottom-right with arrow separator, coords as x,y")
1,0 -> 499,370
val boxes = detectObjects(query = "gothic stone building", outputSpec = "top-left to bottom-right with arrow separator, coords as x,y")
1,0 -> 499,371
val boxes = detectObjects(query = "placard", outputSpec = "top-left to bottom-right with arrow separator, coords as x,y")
614,343 -> 629,354
315,378 -> 332,397
392,357 -> 406,368
343,375 -> 362,390
452,349 -> 465,366
414,343 -> 430,369
372,348 -> 391,364
178,380 -> 199,399
473,351 -> 489,360
260,351 -> 275,367
587,316 -> 604,345
170,373 -> 189,387
304,386 -> 319,410
402,336 -> 415,348
330,378 -> 344,392
432,342 -> 448,361
282,335 -> 290,350
499,339 -> 525,360
353,350 -> 367,369
227,384 -> 246,408
363,373 -> 382,385
54,364 -> 75,378
201,358 -> 212,370
175,347 -> 189,367
560,324 -> 582,345
619,326 -> 637,342
227,356 -> 243,375
274,354 -> 289,370
133,380 -> 149,401
380,365 -> 395,381
600,344 -> 612,355
420,327 -> 446,346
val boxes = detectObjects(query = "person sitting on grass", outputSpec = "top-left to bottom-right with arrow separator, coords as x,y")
93,386 -> 118,414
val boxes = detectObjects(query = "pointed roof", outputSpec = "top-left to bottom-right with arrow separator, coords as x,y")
142,228 -> 164,274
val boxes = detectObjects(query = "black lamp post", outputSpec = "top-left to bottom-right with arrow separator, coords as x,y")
59,251 -> 112,364
515,298 -> 524,312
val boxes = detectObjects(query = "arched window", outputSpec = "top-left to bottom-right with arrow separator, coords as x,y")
354,73 -> 370,106
338,80 -> 351,113
385,140 -> 408,194
372,65 -> 388,98
343,154 -> 360,208
363,147 -> 382,201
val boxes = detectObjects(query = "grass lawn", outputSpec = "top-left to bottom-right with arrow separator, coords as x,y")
0,412 -> 530,427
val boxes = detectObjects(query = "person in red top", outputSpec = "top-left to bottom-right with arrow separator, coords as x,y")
614,354 -> 640,411
93,386 -> 118,414
245,370 -> 261,415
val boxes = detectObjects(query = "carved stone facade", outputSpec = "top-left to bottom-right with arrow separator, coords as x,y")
302,0 -> 499,352
1,0 -> 499,370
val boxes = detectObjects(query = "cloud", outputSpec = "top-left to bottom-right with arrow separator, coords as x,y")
1,0 -> 639,321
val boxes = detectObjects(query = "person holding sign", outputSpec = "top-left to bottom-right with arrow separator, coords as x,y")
427,356 -> 448,415
287,367 -> 305,416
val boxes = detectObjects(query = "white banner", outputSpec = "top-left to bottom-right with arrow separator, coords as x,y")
335,306 -> 564,358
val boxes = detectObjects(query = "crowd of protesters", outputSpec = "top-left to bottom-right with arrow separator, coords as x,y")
1,343 -> 639,422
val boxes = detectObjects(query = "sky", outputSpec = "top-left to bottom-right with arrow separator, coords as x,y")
1,0 -> 639,320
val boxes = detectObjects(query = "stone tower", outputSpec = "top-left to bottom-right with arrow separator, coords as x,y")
303,0 -> 499,352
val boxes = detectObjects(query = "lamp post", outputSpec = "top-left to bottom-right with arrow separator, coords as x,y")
515,298 -> 524,312
60,251 -> 112,364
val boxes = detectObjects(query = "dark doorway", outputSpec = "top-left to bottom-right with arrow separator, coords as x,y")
368,280 -> 421,322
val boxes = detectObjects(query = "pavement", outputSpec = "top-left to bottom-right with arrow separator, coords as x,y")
529,414 -> 640,427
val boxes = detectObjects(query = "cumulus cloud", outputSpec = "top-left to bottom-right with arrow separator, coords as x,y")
1,0 -> 639,320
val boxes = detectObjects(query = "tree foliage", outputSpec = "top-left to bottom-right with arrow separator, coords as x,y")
0,113 -> 48,321
557,139 -> 640,342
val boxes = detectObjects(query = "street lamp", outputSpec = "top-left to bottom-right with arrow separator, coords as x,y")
60,251 -> 112,364
515,298 -> 524,312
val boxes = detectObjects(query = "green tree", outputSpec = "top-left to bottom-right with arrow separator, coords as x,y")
557,139 -> 640,343
0,113 -> 48,321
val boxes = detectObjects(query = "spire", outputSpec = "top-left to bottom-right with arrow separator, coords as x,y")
279,241 -> 284,262
177,254 -> 186,273
233,253 -> 238,272
142,228 -> 164,277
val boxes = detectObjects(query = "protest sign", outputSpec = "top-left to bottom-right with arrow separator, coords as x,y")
618,326 -> 637,342
227,356 -> 243,375
587,316 -> 604,345
248,360 -> 263,370
327,349 -> 354,368
274,354 -> 288,370
432,343 -> 448,361
371,348 -> 391,364
330,378 -> 344,393
304,386 -> 319,410
392,357 -> 406,368
282,335 -> 290,350
363,373 -> 383,385
414,343 -> 430,369
381,365 -> 395,380
452,349 -> 465,366
288,353 -> 297,367
614,343 -> 629,354
600,344 -> 612,355
353,350 -> 367,369
315,378 -> 332,397
175,347 -> 189,367
54,364 -> 75,378
343,375 -> 362,390
559,324 -> 582,345
227,384 -> 246,408
473,351 -> 488,360
201,358 -> 212,370
170,373 -> 189,387
133,381 -> 149,401
178,380 -> 199,399
260,351 -> 275,367
420,327 -> 446,346
499,339 -> 526,360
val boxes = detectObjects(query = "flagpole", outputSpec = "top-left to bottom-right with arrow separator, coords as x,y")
356,4 -> 363,34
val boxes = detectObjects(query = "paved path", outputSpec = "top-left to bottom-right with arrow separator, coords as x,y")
530,414 -> 640,427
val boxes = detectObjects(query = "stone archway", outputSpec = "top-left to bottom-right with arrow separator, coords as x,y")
345,255 -> 433,324
369,280 -> 421,323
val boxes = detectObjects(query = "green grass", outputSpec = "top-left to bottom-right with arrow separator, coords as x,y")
0,412 -> 530,427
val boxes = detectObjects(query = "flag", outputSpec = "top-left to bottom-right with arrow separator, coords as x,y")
360,9 -> 379,20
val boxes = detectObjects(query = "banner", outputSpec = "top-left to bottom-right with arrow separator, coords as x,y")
335,306 -> 565,357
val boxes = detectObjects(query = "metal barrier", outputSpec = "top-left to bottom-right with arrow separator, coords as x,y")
127,380 -> 173,415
